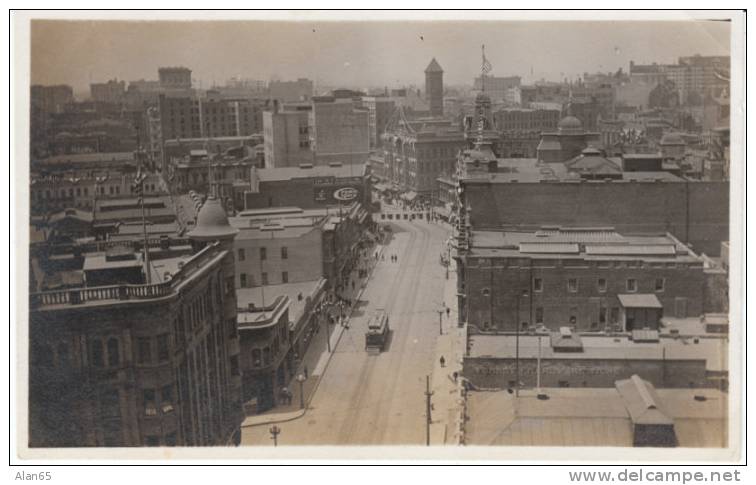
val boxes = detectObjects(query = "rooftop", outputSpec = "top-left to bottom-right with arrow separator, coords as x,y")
467,334 -> 728,372
468,227 -> 700,262
255,163 -> 367,182
236,278 -> 326,329
466,386 -> 727,447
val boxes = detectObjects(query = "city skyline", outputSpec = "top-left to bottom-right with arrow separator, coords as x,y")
31,20 -> 730,96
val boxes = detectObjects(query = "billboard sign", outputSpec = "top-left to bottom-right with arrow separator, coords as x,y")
314,183 -> 363,204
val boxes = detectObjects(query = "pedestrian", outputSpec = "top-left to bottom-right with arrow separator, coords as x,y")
446,307 -> 451,318
440,356 -> 446,368
453,371 -> 458,383
304,365 -> 308,379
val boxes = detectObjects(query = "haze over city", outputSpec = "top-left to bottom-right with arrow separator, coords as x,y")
31,19 -> 730,96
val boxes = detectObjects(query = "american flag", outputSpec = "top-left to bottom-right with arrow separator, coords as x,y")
482,45 -> 492,74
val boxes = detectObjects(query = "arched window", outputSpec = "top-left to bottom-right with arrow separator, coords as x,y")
107,338 -> 120,367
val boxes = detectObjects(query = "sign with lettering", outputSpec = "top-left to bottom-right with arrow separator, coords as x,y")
313,183 -> 363,204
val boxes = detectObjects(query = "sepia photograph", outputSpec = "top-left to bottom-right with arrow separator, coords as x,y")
10,9 -> 746,469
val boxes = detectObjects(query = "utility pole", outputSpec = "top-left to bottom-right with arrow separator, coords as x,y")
425,375 -> 433,446
437,309 -> 444,336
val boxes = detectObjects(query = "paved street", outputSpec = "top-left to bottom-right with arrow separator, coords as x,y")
242,219 -> 452,445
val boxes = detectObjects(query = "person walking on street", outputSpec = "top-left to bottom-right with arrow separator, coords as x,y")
440,356 -> 446,368
446,307 -> 451,318
304,365 -> 308,379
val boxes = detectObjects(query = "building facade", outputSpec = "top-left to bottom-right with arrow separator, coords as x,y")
263,104 -> 313,168
28,237 -> 244,447
309,96 -> 370,165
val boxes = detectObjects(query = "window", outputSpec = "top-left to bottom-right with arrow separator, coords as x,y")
535,307 -> 544,325
282,271 -> 289,283
101,388 -> 121,418
157,334 -> 169,362
107,338 -> 120,367
481,288 -> 490,297
597,278 -> 607,293
599,307 -> 607,324
655,278 -> 665,292
143,389 -> 158,416
137,337 -> 151,365
160,385 -> 174,414
261,272 -> 268,285
281,247 -> 288,259
251,349 -> 261,367
627,278 -> 637,292
567,278 -> 578,293
238,248 -> 245,261
90,339 -> 104,367
240,273 -> 247,288
165,432 -> 177,446
263,347 -> 271,365
145,435 -> 160,446
259,247 -> 267,261
230,355 -> 240,376
533,278 -> 543,292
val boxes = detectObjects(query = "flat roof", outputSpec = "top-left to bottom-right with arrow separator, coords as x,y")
256,163 -> 366,182
236,278 -> 326,328
465,387 -> 727,447
467,334 -> 728,372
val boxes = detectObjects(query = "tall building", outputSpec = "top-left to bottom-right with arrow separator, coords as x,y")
268,79 -> 314,103
262,102 -> 313,168
473,75 -> 522,102
159,67 -> 192,90
360,97 -> 396,148
28,202 -> 244,446
158,94 -> 265,142
90,79 -> 126,104
309,96 -> 370,165
31,85 -> 74,114
424,58 -> 444,117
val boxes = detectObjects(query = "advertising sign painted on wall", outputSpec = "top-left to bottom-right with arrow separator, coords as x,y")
314,184 -> 363,204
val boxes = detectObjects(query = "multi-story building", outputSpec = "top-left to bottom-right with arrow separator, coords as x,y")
424,58 -> 444,117
309,96 -> 370,165
159,67 -> 192,90
244,163 -> 371,211
158,93 -> 265,142
268,78 -> 314,103
493,107 -> 561,132
473,75 -> 522,102
379,111 -> 466,196
28,202 -> 244,446
360,96 -> 396,148
90,79 -> 126,104
456,226 -> 724,334
262,103 -> 313,168
31,85 -> 74,114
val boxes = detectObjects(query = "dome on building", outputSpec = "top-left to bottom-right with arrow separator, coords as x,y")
659,132 -> 686,146
557,115 -> 583,133
188,196 -> 238,241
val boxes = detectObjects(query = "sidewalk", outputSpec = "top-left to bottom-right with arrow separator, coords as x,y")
428,256 -> 467,445
242,241 -> 388,428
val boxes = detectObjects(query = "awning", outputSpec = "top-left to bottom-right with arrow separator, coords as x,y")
618,294 -> 663,309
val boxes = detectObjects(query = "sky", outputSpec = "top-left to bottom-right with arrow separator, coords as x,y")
30,19 -> 731,96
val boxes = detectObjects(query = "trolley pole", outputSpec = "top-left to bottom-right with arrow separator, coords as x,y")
425,375 -> 433,446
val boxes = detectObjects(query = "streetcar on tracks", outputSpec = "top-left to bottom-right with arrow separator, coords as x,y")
365,309 -> 390,355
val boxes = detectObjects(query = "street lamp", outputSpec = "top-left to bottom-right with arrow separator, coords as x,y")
296,373 -> 307,410
437,308 -> 444,336
269,425 -> 280,446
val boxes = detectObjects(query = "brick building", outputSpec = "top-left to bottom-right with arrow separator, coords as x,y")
90,79 -> 126,104
263,102 -> 313,168
493,107 -> 561,132
28,207 -> 244,446
159,67 -> 192,90
457,227 -> 722,334
244,163 -> 371,211
537,115 -> 601,163
309,96 -> 370,166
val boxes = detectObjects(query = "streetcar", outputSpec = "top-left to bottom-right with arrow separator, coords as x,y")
365,309 -> 390,354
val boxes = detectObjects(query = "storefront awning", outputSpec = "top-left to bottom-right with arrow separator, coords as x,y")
618,294 -> 663,309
